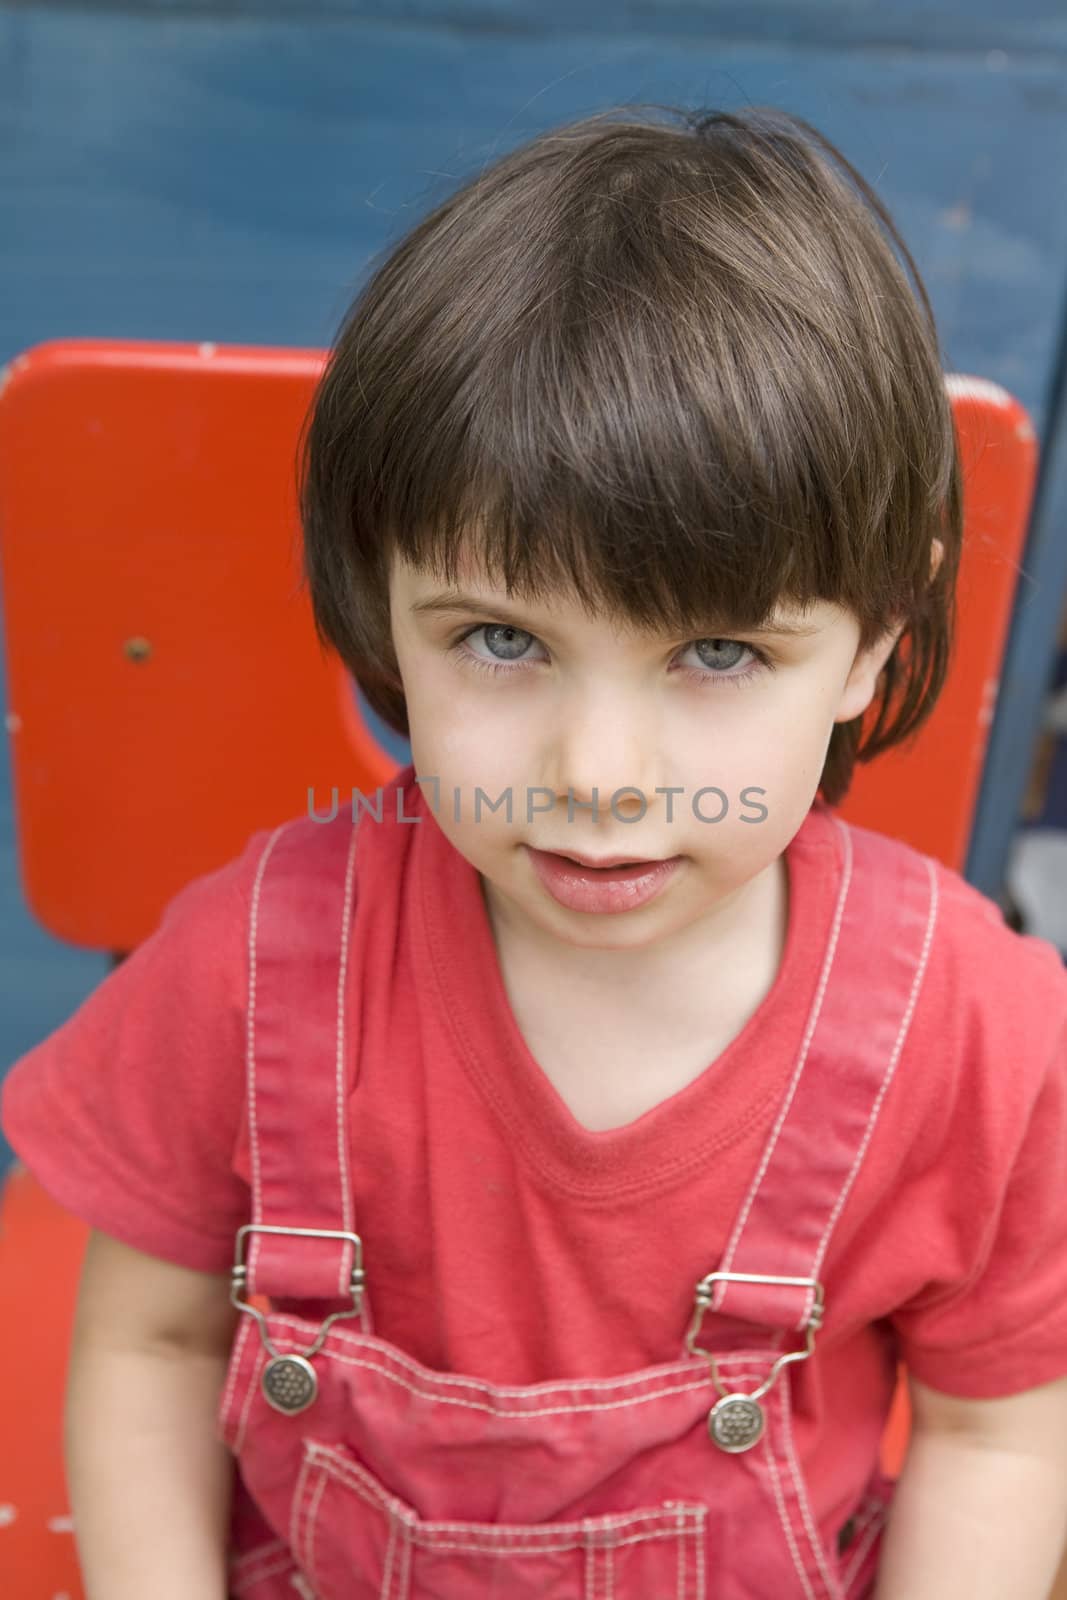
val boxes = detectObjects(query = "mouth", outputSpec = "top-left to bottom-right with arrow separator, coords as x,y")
525,845 -> 683,914
543,850 -> 664,870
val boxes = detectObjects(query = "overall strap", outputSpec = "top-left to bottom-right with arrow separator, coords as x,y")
708,817 -> 938,1335
241,814 -> 361,1304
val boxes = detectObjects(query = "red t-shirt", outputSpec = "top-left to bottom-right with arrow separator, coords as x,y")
5,764 -> 1067,1543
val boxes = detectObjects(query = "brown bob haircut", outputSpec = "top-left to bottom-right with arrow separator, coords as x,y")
300,103 -> 962,806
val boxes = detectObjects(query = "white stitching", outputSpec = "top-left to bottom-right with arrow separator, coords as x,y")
288,1343 -> 713,1416
290,1452 -> 317,1577
676,1504 -> 684,1600
381,1513 -> 399,1600
808,857 -> 938,1300
375,1527 -> 688,1556
765,1444 -> 819,1600
303,1441 -> 414,1528
228,1538 -> 289,1585
841,1517 -> 883,1593
238,1553 -> 293,1590
715,821 -> 853,1307
365,1334 -> 699,1394
280,1440 -> 723,1593
306,1443 -> 708,1555
779,1385 -> 843,1599
304,1471 -> 328,1595
220,1313 -> 255,1446
579,1523 -> 604,1600
840,1497 -> 890,1592
585,1528 -> 601,1600
230,1549 -> 295,1593
246,823 -> 288,1285
583,1526 -> 595,1600
398,1508 -> 413,1599
234,1339 -> 267,1455
290,1314 -> 748,1395
284,1335 -> 769,1423
693,1507 -> 706,1600
296,1457 -> 319,1580
263,1311 -> 765,1401
311,1442 -> 706,1539
335,824 -> 359,1293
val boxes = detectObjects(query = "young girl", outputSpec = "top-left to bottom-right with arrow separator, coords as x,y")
5,103 -> 1067,1600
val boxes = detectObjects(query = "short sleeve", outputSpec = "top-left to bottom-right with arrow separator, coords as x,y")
890,1011 -> 1067,1398
1,829 -> 274,1274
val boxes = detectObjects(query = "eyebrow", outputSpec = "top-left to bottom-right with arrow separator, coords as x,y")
409,592 -> 824,638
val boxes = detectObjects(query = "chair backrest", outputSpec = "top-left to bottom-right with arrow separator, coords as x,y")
0,342 -> 1038,951
0,340 -> 395,950
839,375 -> 1038,866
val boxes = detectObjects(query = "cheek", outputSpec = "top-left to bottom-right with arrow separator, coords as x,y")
755,671 -> 843,747
393,646 -> 471,740
406,698 -> 523,792
698,688 -> 836,809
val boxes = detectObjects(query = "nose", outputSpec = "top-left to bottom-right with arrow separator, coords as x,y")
542,682 -> 661,825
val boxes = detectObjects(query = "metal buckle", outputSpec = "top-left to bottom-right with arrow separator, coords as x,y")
230,1225 -> 367,1365
685,1270 -> 825,1407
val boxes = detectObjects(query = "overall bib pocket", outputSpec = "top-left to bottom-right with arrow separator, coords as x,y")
290,1437 -> 709,1600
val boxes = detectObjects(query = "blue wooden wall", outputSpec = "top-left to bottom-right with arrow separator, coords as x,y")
3,0 -> 1067,1174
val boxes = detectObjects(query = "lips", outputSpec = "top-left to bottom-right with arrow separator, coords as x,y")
545,851 -> 659,869
526,846 -> 683,914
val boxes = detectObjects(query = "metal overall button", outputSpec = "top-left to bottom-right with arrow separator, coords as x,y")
229,1224 -> 367,1416
707,1393 -> 766,1453
262,1354 -> 319,1415
685,1270 -> 825,1454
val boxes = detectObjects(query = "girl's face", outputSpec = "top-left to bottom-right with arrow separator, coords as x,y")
387,548 -> 902,956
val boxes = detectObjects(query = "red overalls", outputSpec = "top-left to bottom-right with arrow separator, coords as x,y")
217,809 -> 935,1599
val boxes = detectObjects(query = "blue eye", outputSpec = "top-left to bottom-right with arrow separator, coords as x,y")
677,638 -> 772,688
446,625 -> 774,687
480,624 -> 537,662
448,624 -> 543,676
692,639 -> 747,671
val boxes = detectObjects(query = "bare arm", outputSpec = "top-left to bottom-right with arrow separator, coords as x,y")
65,1228 -> 241,1600
1052,1544 -> 1067,1600
873,1371 -> 1067,1600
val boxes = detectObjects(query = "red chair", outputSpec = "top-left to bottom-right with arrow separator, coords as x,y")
0,341 -> 1038,1597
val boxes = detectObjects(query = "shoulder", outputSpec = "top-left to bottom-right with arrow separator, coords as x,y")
160,809 -> 359,946
834,813 -> 1067,1132
0,817 -> 352,1271
916,831 -> 1065,1040
29,818 -> 311,1073
835,811 -> 1067,1011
